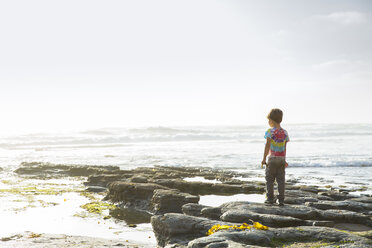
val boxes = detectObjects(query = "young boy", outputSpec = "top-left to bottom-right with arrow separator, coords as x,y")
261,108 -> 289,206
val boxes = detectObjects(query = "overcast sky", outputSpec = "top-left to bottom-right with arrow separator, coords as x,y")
0,0 -> 371,133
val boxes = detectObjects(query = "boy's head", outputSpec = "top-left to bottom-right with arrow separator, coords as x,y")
267,108 -> 283,125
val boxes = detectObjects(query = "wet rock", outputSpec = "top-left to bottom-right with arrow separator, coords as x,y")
306,220 -> 335,227
151,189 -> 199,214
284,196 -> 319,205
105,182 -> 169,210
220,202 -> 319,220
271,226 -> 371,247
286,189 -> 333,201
349,196 -> 372,204
151,213 -> 234,247
306,200 -> 372,213
86,186 -> 107,193
188,231 -> 272,248
187,226 -> 371,248
109,207 -> 152,224
130,175 -> 148,183
182,203 -> 209,217
15,162 -> 120,178
319,209 -> 372,226
201,207 -> 222,220
318,190 -> 355,201
299,185 -> 324,194
151,179 -> 264,196
151,214 -> 370,248
220,209 -> 306,228
85,174 -> 129,187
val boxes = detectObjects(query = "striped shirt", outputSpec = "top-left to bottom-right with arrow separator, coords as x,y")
264,127 -> 289,157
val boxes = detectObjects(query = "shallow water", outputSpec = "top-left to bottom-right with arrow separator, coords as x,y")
199,194 -> 266,207
0,175 -> 156,246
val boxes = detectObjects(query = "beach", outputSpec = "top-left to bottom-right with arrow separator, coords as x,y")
0,124 -> 371,247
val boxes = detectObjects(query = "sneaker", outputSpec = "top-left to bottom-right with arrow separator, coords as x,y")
278,202 -> 284,206
264,200 -> 275,205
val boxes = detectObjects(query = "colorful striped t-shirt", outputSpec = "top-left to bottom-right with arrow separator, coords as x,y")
264,128 -> 289,157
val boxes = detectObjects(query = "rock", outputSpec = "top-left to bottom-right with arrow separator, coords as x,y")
306,200 -> 372,213
85,174 -> 132,187
286,189 -> 333,201
306,220 -> 335,227
109,207 -> 152,224
187,226 -> 371,248
151,179 -> 264,196
284,196 -> 319,205
151,189 -> 199,214
182,203 -> 209,217
188,231 -> 272,248
299,185 -> 323,194
220,209 -> 306,228
349,197 -> 372,204
318,190 -> 355,201
319,209 -> 372,226
15,162 -> 120,178
86,186 -> 107,193
130,176 -> 148,183
151,213 -> 234,247
271,226 -> 371,247
220,202 -> 319,220
105,182 -> 169,210
201,207 -> 222,220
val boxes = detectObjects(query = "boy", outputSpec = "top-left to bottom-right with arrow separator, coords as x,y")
261,108 -> 289,206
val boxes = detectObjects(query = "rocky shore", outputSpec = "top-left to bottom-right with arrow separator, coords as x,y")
5,162 -> 372,247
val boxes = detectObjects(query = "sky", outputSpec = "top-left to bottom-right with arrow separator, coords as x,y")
0,0 -> 371,133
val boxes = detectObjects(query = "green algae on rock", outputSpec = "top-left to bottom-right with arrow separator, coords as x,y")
80,201 -> 118,214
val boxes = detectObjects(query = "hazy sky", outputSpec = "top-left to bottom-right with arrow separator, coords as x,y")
0,0 -> 371,133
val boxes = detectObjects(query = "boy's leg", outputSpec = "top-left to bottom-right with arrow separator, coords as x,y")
265,158 -> 275,203
276,160 -> 286,204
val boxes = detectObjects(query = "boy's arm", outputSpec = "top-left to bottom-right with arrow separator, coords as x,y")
285,142 -> 288,168
261,138 -> 271,167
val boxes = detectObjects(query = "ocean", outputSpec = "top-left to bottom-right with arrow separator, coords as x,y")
1,123 -> 372,169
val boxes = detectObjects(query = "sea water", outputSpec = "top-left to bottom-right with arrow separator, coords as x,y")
1,123 -> 371,189
0,124 -> 371,243
1,123 -> 371,170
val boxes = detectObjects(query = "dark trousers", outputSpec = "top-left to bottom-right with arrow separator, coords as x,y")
265,156 -> 286,203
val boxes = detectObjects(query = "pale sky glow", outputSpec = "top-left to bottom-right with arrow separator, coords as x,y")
0,0 -> 371,134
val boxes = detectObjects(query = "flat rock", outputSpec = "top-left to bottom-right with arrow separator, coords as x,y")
220,202 -> 319,220
220,209 -> 306,227
85,174 -> 132,187
86,186 -> 107,193
306,200 -> 372,213
150,179 -> 264,196
15,162 -> 120,178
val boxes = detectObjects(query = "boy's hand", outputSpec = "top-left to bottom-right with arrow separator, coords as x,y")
261,160 -> 266,168
285,162 -> 288,168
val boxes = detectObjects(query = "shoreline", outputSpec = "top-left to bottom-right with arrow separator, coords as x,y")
1,232 -> 142,248
0,162 -> 371,247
